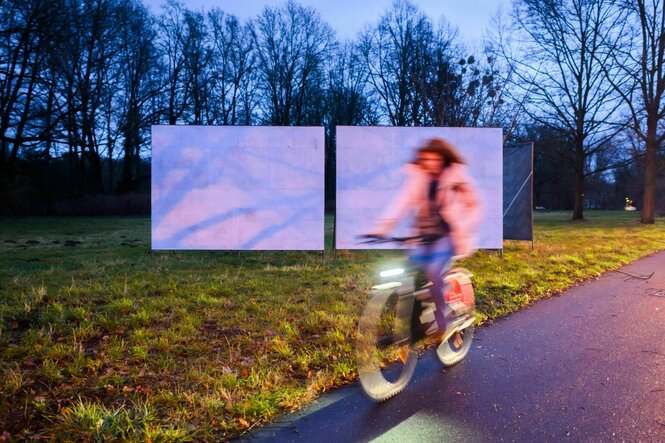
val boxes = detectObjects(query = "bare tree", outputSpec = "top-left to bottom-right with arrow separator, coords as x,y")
601,0 -> 665,223
325,42 -> 377,129
116,0 -> 161,193
0,0 -> 64,177
208,9 -> 256,125
359,0 -> 432,126
481,10 -> 532,142
250,0 -> 335,126
157,0 -> 189,125
323,42 -> 378,208
361,0 -> 502,129
50,0 -> 128,195
411,22 -> 466,126
473,50 -> 521,138
181,9 -> 211,124
413,34 -> 492,127
512,0 -> 628,219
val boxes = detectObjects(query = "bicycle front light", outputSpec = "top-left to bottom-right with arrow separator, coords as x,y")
380,268 -> 405,278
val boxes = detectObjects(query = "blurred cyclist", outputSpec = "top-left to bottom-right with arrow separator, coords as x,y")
369,137 -> 482,339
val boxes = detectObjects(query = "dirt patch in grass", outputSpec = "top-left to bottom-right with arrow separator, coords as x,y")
199,319 -> 245,339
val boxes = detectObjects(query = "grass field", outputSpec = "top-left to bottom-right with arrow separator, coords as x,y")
1,211 -> 664,441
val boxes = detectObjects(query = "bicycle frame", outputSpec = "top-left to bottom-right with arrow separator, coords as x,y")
355,234 -> 477,401
370,266 -> 444,346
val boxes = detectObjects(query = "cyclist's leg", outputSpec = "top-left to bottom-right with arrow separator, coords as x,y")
423,237 -> 454,331
406,245 -> 431,340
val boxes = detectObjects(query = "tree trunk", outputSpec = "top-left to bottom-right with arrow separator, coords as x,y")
78,144 -> 86,197
573,170 -> 585,220
81,118 -> 104,196
0,140 -> 8,192
89,149 -> 104,195
0,139 -> 6,168
572,145 -> 585,220
45,88 -> 54,159
641,115 -> 657,223
121,113 -> 138,194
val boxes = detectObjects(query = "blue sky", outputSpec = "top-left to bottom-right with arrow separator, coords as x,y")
142,0 -> 510,46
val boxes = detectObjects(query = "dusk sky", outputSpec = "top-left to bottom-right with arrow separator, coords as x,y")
142,0 -> 510,46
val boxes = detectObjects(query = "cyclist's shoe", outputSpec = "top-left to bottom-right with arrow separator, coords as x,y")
431,328 -> 448,343
452,331 -> 463,348
429,314 -> 473,343
426,321 -> 447,342
398,346 -> 410,364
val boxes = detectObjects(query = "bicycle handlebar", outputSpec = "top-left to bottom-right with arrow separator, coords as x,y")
356,234 -> 439,244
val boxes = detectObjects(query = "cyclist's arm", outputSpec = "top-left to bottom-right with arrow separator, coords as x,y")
371,169 -> 419,237
442,164 -> 483,258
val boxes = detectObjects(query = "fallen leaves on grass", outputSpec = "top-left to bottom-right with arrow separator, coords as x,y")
3,212 -> 665,441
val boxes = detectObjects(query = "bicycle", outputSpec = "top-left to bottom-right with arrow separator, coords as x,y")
355,235 -> 477,401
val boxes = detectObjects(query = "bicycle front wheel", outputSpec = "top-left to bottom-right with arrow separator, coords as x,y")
436,322 -> 474,366
356,288 -> 418,401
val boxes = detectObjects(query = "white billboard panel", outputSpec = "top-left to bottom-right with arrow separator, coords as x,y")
336,126 -> 503,250
152,126 -> 324,250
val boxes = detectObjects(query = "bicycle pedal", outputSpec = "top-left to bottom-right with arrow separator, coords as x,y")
378,334 -> 409,348
451,314 -> 474,331
377,335 -> 393,348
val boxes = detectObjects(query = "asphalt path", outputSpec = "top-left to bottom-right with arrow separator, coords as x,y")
243,250 -> 665,442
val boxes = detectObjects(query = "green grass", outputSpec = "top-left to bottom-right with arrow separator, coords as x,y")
1,211 -> 664,441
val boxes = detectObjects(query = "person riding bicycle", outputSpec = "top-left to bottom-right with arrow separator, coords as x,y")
369,137 -> 482,340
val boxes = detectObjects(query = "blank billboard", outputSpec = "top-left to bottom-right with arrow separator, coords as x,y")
336,126 -> 503,250
152,126 -> 325,250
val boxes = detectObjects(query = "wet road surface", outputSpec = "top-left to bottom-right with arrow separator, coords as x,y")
244,251 -> 665,442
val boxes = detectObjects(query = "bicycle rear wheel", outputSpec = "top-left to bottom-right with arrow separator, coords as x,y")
356,288 -> 418,401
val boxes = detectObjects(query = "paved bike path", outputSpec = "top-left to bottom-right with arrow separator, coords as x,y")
244,250 -> 665,442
